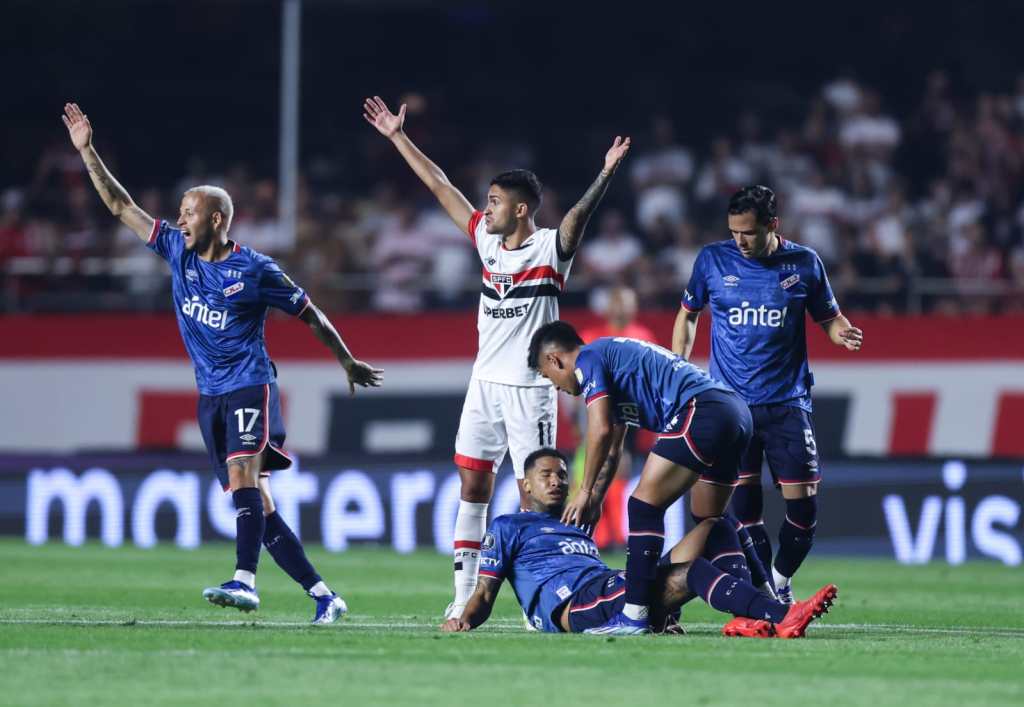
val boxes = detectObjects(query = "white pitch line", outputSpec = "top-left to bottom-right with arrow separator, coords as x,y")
0,617 -> 1022,638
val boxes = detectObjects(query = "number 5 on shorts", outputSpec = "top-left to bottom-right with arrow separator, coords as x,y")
235,408 -> 261,433
803,428 -> 817,457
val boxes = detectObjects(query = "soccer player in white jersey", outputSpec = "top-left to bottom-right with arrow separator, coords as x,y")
364,96 -> 630,618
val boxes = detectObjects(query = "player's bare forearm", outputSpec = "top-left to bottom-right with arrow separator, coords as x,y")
301,303 -> 355,366
558,167 -> 617,257
300,303 -> 384,393
389,132 -> 474,230
589,424 -> 626,504
580,404 -> 616,496
672,307 -> 700,358
558,136 -> 630,256
458,577 -> 500,630
79,145 -> 153,239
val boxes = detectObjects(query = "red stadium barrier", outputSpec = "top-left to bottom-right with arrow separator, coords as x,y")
3,311 -> 1022,360
1,312 -> 1022,459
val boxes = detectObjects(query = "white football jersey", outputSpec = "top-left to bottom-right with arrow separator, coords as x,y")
467,210 -> 574,387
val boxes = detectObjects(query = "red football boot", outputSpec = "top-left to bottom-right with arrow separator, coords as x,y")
721,616 -> 775,638
773,583 -> 838,639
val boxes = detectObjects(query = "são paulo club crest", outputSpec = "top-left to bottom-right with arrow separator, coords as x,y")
491,273 -> 513,296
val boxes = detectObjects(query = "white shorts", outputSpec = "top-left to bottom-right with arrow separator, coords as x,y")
454,378 -> 557,479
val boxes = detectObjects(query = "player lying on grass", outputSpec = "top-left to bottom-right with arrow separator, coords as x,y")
62,102 -> 383,624
529,322 -> 777,635
441,448 -> 837,637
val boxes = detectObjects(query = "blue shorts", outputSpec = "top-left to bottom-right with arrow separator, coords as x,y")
197,382 -> 291,490
739,404 -> 820,486
651,388 -> 753,487
566,570 -> 626,633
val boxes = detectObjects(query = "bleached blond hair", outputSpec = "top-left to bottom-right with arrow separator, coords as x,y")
185,185 -> 234,231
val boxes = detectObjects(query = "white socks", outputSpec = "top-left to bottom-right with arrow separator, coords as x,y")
772,566 -> 791,590
233,570 -> 256,588
308,581 -> 332,598
452,500 -> 489,605
623,603 -> 649,620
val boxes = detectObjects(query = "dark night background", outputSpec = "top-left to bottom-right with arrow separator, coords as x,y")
6,1 -> 1024,192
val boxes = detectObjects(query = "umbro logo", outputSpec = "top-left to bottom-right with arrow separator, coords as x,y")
486,257 -> 497,266
723,275 -> 740,287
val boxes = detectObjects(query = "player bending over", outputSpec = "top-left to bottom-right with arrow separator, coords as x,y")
672,185 -> 862,603
364,96 -> 630,619
530,322 -> 777,635
63,103 -> 383,624
441,448 -> 837,637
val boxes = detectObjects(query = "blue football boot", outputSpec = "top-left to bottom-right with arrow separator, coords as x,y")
582,611 -> 651,636
203,580 -> 260,612
311,592 -> 348,625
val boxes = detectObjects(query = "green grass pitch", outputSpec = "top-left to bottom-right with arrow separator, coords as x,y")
0,540 -> 1021,707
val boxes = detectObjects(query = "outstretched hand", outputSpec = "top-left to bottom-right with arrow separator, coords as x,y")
62,103 -> 92,151
363,96 -> 406,139
344,359 -> 384,395
603,136 -> 631,172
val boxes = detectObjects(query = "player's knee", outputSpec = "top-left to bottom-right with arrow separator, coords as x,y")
458,471 -> 493,503
227,458 -> 259,490
783,496 -> 817,538
690,512 -> 723,525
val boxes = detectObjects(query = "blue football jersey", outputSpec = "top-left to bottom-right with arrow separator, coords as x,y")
573,337 -> 727,433
146,220 -> 310,396
682,238 -> 839,411
479,512 -> 609,632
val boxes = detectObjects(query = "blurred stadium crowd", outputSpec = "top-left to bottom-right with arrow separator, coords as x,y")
5,71 -> 1024,315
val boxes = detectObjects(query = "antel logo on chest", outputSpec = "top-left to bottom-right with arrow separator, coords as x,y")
728,301 -> 788,328
181,295 -> 229,330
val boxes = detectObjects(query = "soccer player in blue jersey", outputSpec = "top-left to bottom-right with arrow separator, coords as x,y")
441,448 -> 836,637
63,103 -> 383,623
528,322 -> 784,635
672,185 -> 863,603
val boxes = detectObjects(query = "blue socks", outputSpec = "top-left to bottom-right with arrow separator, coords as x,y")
693,511 -> 771,589
686,557 -> 788,623
625,497 -> 666,609
731,484 -> 774,577
264,511 -> 322,592
775,496 -> 818,579
703,517 -> 751,584
232,488 -> 264,575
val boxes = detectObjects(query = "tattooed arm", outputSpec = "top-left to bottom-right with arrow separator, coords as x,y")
62,103 -> 153,240
590,423 -> 627,507
557,136 -> 631,258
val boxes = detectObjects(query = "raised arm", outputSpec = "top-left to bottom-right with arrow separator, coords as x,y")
557,136 -> 631,257
363,96 -> 475,233
440,576 -> 501,632
672,306 -> 701,358
62,103 -> 153,241
299,302 -> 384,394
